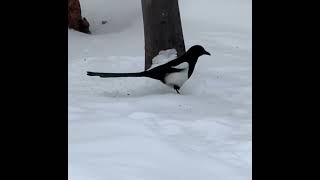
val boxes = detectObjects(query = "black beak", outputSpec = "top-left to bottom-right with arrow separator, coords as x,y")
204,51 -> 211,56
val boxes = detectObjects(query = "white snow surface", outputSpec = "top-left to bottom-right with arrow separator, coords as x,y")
149,48 -> 177,69
68,0 -> 252,180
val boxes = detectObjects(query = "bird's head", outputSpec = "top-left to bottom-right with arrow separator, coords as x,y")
187,45 -> 211,57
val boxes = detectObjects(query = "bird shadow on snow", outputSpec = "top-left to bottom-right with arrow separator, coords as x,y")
100,87 -> 183,98
98,81 -> 176,98
99,84 -> 200,98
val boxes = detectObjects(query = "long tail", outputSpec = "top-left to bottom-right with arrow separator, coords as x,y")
87,71 -> 146,78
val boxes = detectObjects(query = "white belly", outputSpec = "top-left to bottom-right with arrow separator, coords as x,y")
164,69 -> 189,88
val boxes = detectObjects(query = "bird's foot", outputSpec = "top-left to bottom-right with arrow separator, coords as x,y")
174,86 -> 181,95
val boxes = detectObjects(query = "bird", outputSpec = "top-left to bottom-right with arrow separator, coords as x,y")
87,45 -> 211,94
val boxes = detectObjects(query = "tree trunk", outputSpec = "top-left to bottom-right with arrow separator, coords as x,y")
141,0 -> 185,70
68,0 -> 90,34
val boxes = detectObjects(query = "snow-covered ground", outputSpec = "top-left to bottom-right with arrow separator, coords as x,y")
68,0 -> 252,180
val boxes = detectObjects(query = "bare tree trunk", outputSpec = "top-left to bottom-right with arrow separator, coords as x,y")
142,0 -> 185,70
68,0 -> 90,34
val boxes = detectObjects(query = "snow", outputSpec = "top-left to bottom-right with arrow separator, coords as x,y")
68,0 -> 252,180
149,48 -> 177,69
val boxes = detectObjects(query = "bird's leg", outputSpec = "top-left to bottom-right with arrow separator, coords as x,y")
174,85 -> 181,95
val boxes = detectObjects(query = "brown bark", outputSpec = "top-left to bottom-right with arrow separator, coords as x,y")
68,0 -> 90,34
142,0 -> 185,70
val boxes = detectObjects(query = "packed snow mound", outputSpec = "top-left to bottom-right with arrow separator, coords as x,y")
149,48 -> 178,70
80,0 -> 142,34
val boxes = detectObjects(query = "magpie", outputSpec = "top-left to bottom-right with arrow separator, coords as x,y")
87,45 -> 211,94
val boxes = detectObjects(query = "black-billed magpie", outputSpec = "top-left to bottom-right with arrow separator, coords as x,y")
87,45 -> 211,94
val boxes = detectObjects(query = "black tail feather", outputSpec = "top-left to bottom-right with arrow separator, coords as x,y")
87,71 -> 145,78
